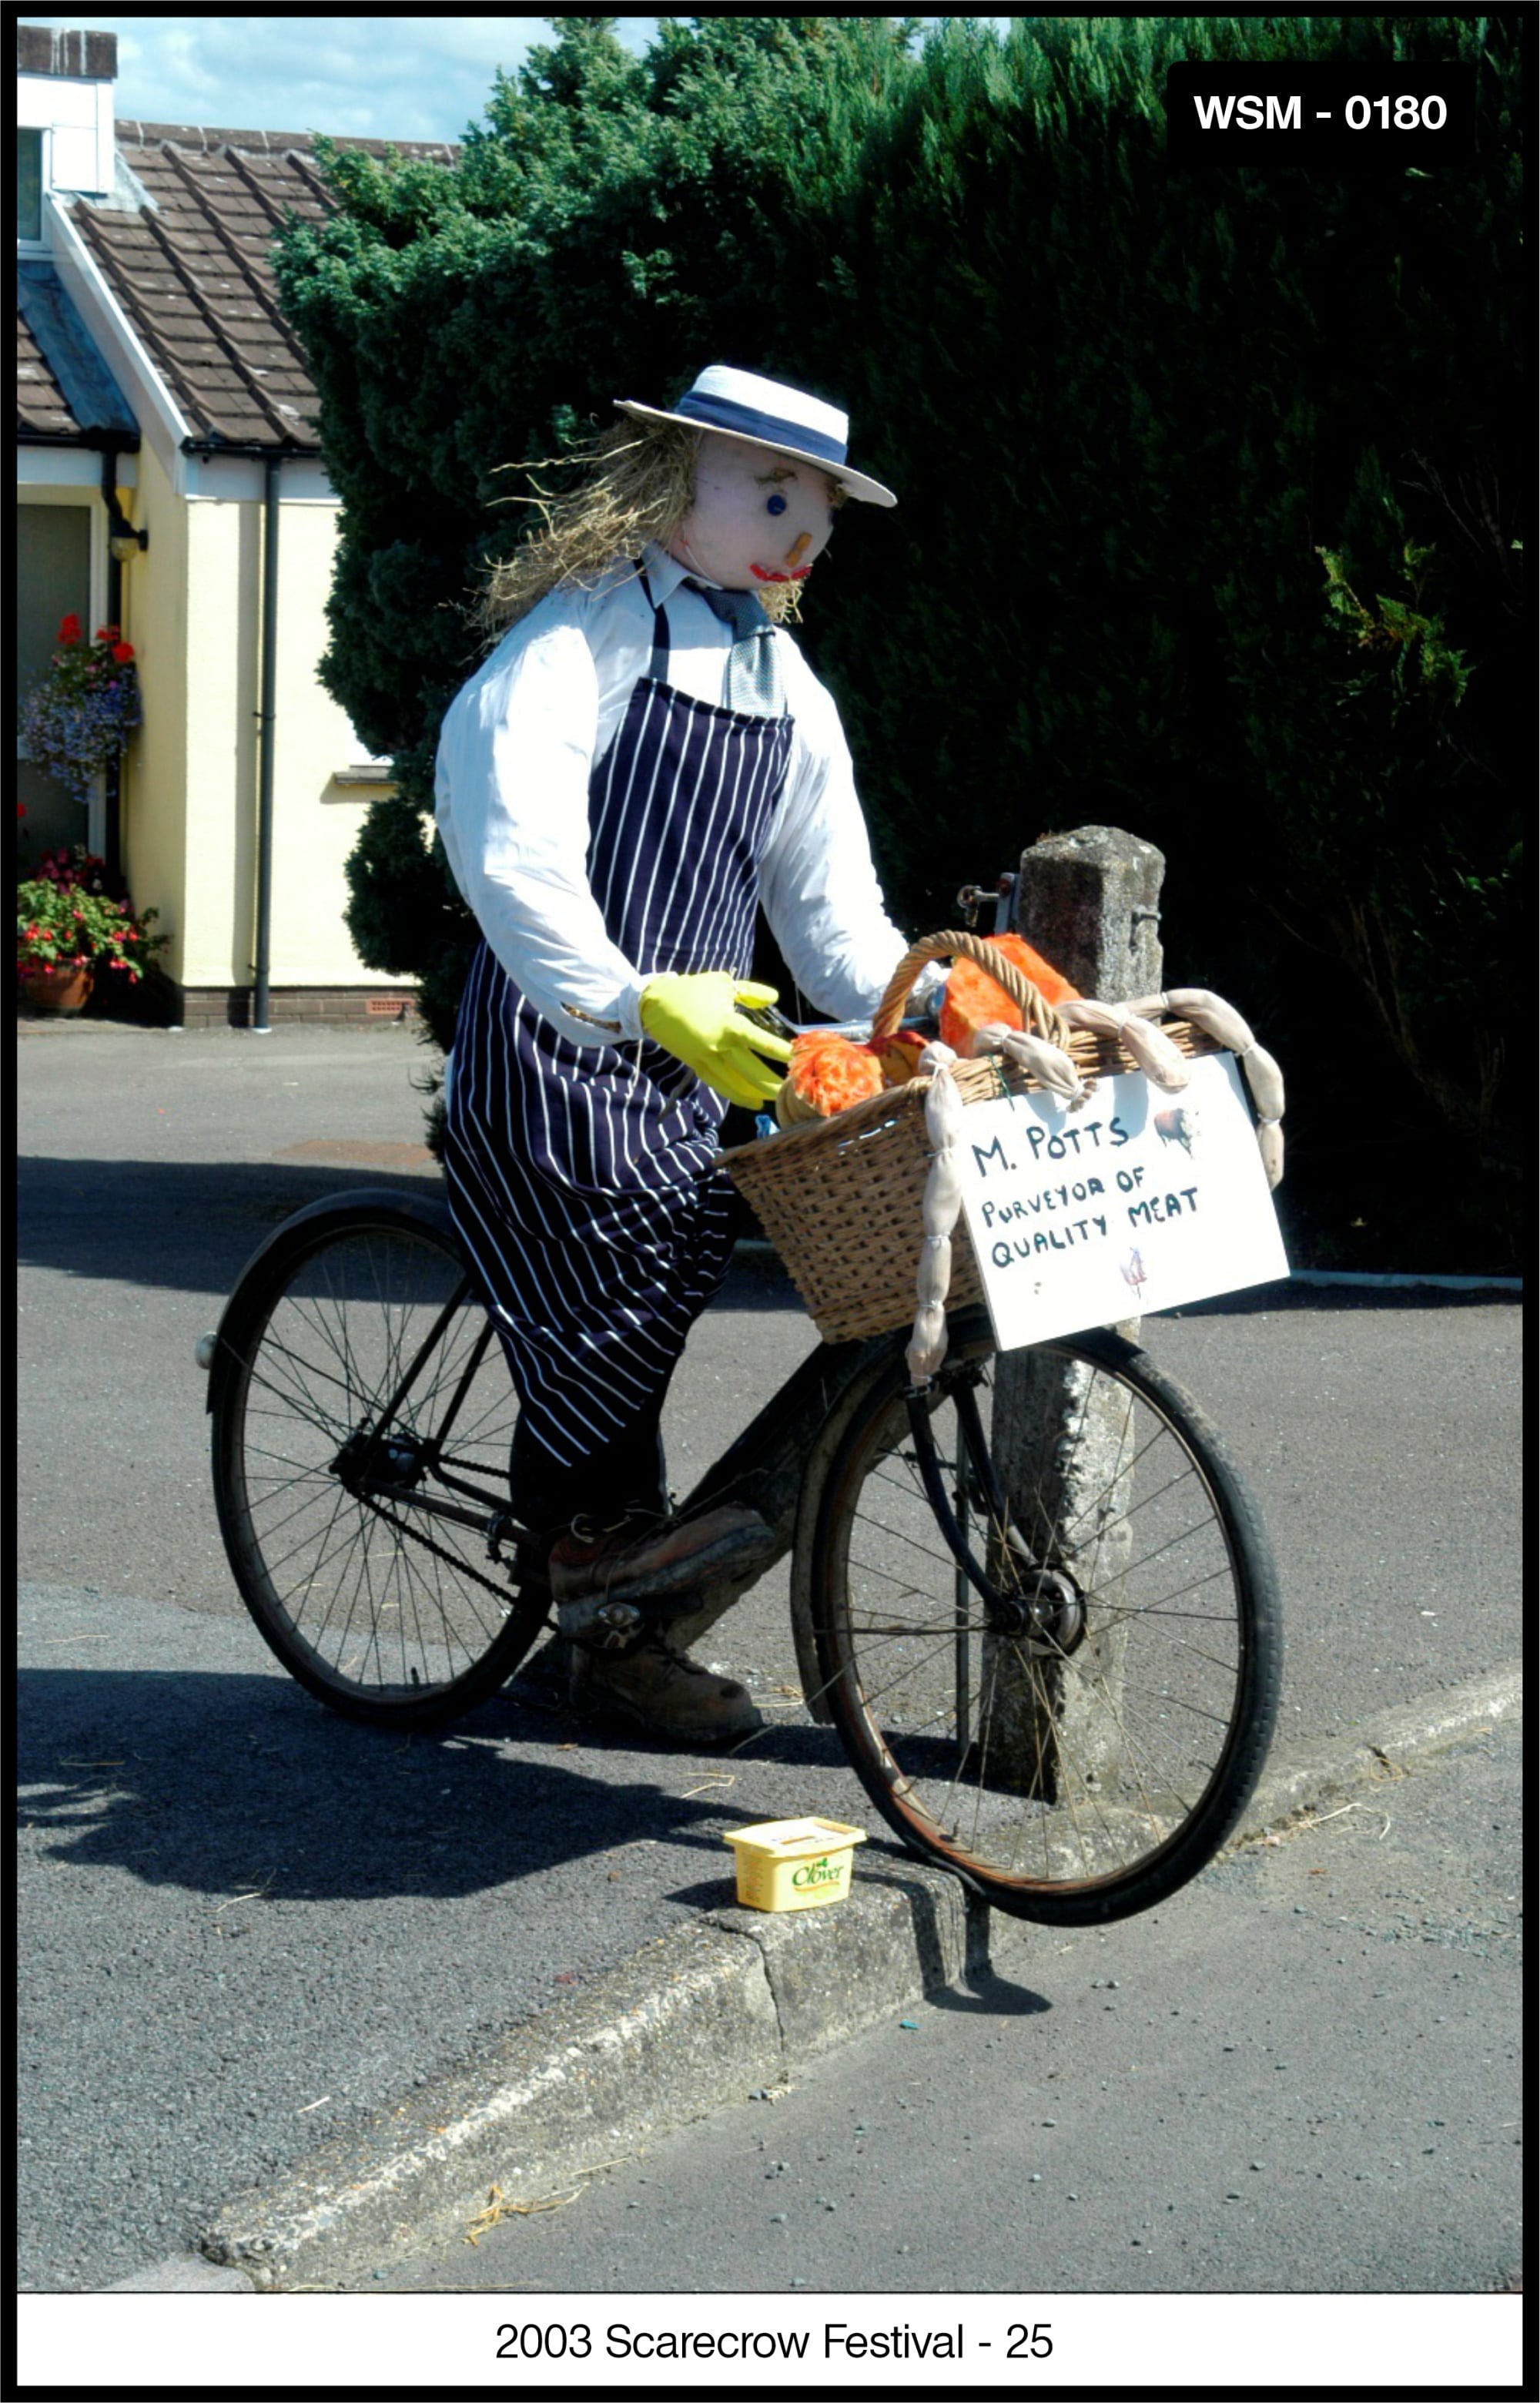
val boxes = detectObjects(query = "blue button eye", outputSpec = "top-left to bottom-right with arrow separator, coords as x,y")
765,493 -> 788,516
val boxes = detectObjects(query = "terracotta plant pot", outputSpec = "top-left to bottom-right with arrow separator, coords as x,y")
19,964 -> 95,1015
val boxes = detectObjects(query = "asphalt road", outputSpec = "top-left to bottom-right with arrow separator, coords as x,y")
364,1718 -> 1524,2296
15,1021 -> 1525,2293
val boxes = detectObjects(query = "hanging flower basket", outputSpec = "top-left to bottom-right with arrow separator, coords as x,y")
19,616 -> 142,806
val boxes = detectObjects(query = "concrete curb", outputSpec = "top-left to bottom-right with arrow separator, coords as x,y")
142,1663 -> 1518,2294
1234,1663 -> 1522,1839
196,1857 -> 983,2292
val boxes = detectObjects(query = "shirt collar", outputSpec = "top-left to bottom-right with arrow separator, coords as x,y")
638,542 -> 698,605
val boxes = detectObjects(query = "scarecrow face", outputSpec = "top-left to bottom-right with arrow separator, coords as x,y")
668,431 -> 842,593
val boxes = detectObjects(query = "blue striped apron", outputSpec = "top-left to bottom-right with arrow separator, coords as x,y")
442,571 -> 794,1500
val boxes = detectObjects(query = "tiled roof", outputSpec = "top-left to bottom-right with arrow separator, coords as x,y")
18,258 -> 137,443
18,277 -> 78,441
61,125 -> 459,454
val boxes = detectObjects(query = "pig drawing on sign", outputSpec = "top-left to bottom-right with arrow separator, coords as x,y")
1154,1106 -> 1200,1157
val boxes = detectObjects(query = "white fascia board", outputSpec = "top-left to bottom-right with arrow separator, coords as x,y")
182,454 -> 338,503
43,189 -> 192,479
18,447 -> 140,491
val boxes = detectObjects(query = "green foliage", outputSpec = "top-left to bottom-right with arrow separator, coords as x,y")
800,10 -> 1523,1265
276,11 -> 1523,1265
1225,455 -> 1522,1219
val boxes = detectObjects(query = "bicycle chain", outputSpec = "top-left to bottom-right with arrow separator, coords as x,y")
357,1493 -> 550,1618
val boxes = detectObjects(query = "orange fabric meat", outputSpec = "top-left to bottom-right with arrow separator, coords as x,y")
783,1029 -> 886,1118
939,933 -> 1080,1057
868,1028 -> 928,1086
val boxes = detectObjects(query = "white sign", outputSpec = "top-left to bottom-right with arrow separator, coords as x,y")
957,1051 -> 1289,1350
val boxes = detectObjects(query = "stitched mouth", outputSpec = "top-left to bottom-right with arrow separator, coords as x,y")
750,565 -> 812,583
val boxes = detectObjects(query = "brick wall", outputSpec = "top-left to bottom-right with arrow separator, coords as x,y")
176,986 -> 420,1029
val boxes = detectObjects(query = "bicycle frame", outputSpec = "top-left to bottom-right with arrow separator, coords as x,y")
209,1184 -> 1021,1677
210,1188 -> 1281,1919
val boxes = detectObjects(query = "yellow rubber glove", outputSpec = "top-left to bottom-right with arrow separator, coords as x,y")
638,972 -> 792,1108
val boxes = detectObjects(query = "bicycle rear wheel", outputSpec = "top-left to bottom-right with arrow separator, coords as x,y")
809,1313 -> 1281,1924
210,1192 -> 547,1727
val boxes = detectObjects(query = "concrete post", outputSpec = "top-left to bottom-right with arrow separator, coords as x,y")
985,826 -> 1165,1796
1011,823 -> 1166,999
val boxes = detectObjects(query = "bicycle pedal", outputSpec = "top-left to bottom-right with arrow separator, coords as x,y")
558,1596 -> 647,1652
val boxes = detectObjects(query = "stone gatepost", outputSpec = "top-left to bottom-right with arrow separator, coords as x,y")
984,826 -> 1165,1797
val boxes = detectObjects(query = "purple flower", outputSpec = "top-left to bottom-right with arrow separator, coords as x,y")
20,637 -> 143,807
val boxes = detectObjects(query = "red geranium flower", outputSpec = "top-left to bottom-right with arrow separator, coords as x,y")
112,642 -> 136,664
58,614 -> 83,645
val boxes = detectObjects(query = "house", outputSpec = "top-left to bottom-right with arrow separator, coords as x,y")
16,22 -> 458,1024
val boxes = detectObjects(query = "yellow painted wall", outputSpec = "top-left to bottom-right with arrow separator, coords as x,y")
119,462 -> 400,990
115,439 -> 190,979
182,485 -> 259,986
265,498 -> 398,987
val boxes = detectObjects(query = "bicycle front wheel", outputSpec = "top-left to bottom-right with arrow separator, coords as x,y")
210,1194 -> 547,1728
810,1315 -> 1281,1925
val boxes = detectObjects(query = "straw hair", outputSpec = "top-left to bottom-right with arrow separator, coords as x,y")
475,417 -> 812,641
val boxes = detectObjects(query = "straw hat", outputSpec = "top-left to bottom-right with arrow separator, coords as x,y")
614,364 -> 897,508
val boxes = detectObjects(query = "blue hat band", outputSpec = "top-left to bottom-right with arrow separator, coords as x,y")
673,391 -> 847,469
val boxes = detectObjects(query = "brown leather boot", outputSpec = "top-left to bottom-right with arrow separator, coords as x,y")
549,1503 -> 776,1636
568,1633 -> 763,1744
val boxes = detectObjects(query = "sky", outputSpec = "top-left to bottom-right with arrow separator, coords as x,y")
20,15 -> 620,143
19,15 -> 989,147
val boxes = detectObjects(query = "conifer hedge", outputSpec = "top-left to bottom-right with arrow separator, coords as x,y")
274,12 -> 1522,1268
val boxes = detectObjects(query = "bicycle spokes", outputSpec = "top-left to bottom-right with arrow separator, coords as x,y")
812,1326 -> 1280,1923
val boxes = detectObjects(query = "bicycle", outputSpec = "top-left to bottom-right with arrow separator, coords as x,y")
204,1182 -> 1281,1928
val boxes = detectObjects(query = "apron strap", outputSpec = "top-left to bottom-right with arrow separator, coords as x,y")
636,562 -> 672,682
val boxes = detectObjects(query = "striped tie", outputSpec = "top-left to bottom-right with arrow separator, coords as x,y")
687,581 -> 785,717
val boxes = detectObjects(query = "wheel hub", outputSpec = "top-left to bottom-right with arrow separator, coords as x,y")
988,1543 -> 1086,1656
332,1428 -> 430,1496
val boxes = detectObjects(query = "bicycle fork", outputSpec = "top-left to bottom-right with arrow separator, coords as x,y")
904,1373 -> 1089,1679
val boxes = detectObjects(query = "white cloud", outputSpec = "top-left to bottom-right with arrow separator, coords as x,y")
17,18 -> 1001,146
18,15 -> 660,143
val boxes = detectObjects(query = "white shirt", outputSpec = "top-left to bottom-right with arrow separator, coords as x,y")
434,544 -> 925,1048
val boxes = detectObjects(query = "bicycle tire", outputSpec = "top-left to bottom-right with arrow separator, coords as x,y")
808,1310 -> 1281,1925
209,1191 -> 548,1728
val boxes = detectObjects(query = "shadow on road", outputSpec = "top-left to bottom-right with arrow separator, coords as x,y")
15,1659 -> 856,1905
16,1159 -> 437,1295
16,1155 -> 809,1314
927,1959 -> 1053,2017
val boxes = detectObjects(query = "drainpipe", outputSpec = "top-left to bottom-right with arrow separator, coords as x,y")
250,453 -> 281,1033
99,451 -> 127,886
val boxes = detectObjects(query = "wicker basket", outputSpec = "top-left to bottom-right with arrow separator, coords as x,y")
718,930 -> 1215,1342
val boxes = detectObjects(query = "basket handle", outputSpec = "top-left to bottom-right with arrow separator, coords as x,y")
870,928 -> 1070,1048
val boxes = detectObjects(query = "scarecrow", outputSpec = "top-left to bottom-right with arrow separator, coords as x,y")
434,364 -> 934,1742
